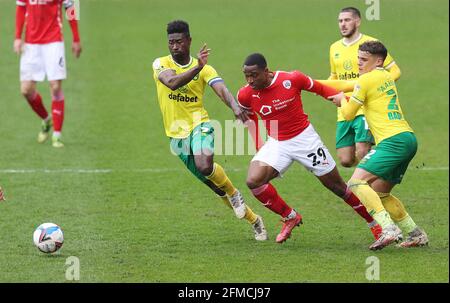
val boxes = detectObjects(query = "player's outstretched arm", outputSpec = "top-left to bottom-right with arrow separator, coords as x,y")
328,73 -> 338,80
158,44 -> 210,90
327,92 -> 361,121
316,79 -> 356,93
211,82 -> 249,123
14,4 -> 26,54
306,79 -> 342,99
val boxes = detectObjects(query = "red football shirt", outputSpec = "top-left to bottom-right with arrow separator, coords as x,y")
237,70 -> 315,141
17,0 -> 72,44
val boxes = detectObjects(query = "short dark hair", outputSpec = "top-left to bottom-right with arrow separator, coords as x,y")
359,41 -> 388,61
243,53 -> 267,69
167,20 -> 190,37
340,7 -> 361,18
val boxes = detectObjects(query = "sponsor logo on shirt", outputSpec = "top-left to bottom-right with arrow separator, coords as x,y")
343,59 -> 353,71
168,93 -> 198,103
178,86 -> 189,94
271,97 -> 296,110
338,71 -> 359,80
259,105 -> 272,116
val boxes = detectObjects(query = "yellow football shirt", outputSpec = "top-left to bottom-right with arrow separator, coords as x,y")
152,55 -> 222,138
350,67 -> 413,145
329,34 -> 395,121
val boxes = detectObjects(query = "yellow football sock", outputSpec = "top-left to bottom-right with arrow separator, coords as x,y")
348,178 -> 394,228
243,205 -> 258,224
396,216 -> 418,234
219,195 -> 233,209
379,193 -> 417,234
219,194 -> 257,224
378,193 -> 409,222
206,163 -> 237,196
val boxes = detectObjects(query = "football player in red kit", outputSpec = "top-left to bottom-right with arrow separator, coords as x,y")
237,53 -> 381,243
14,0 -> 82,148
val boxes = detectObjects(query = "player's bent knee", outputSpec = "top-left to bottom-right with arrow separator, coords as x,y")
355,148 -> 370,161
337,153 -> 355,167
246,177 -> 264,189
49,81 -> 62,92
21,86 -> 35,99
196,163 -> 214,176
340,159 -> 355,168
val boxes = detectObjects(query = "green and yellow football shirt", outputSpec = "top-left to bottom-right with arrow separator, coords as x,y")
152,55 -> 222,138
350,67 -> 413,145
329,33 -> 395,121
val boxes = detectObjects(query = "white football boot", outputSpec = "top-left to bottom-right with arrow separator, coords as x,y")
252,215 -> 268,241
397,227 -> 429,248
228,190 -> 247,219
369,224 -> 402,250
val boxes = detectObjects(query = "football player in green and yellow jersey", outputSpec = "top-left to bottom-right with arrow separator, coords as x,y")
152,20 -> 267,241
328,7 -> 401,167
328,41 -> 428,250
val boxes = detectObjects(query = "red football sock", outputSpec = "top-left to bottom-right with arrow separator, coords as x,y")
251,183 -> 292,218
343,187 -> 375,224
26,92 -> 48,120
52,97 -> 65,132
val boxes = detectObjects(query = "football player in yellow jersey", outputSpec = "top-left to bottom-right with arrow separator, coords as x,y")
328,41 -> 428,250
329,7 -> 401,167
152,20 -> 267,241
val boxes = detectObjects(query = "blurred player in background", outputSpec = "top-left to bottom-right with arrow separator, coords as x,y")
328,7 -> 401,167
152,20 -> 267,241
237,53 -> 382,244
14,0 -> 82,148
328,41 -> 428,250
0,186 -> 5,201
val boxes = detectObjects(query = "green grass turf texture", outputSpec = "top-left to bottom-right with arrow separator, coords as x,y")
0,0 -> 448,282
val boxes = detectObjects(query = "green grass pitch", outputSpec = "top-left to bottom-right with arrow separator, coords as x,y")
0,0 -> 448,282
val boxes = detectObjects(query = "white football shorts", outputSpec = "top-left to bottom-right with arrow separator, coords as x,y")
20,42 -> 67,82
252,123 -> 336,177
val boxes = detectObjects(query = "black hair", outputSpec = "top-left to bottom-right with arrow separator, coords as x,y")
359,41 -> 388,61
167,20 -> 190,37
340,7 -> 361,18
243,53 -> 267,69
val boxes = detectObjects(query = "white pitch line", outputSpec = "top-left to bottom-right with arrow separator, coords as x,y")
340,166 -> 448,171
0,169 -> 113,174
0,167 -> 447,174
419,167 -> 449,171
